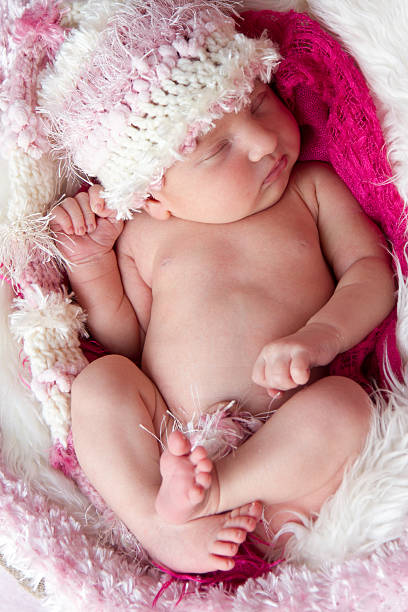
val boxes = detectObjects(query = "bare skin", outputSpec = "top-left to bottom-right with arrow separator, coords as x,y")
144,503 -> 263,573
155,376 -> 371,529
53,82 -> 395,572
71,355 -> 263,573
156,431 -> 214,525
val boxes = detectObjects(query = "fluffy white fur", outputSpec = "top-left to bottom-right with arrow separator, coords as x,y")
1,0 -> 408,609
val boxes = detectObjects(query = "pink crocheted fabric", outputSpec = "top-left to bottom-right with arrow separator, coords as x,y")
51,9 -> 405,595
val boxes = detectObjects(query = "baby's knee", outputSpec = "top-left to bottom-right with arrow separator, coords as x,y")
72,354 -> 132,395
306,376 -> 372,450
71,354 -> 143,416
71,354 -> 158,422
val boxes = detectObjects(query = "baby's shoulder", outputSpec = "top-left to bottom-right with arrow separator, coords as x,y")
290,161 -> 337,218
291,160 -> 335,189
116,210 -> 159,260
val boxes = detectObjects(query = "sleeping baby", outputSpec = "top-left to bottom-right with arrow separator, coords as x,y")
47,0 -> 395,574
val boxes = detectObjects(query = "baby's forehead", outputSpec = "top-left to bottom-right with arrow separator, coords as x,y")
195,81 -> 268,148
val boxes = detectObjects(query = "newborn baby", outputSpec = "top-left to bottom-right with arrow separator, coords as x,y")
46,0 -> 394,575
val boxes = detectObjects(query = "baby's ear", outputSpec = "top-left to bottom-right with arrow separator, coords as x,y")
143,196 -> 171,221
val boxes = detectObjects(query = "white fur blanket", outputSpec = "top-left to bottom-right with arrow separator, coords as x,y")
1,1 -> 408,610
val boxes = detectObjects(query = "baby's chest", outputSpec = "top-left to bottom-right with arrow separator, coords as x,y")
151,211 -> 325,295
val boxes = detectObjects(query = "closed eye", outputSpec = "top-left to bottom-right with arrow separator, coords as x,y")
202,140 -> 230,161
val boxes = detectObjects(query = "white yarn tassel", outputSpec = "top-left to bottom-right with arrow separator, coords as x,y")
0,147 -> 66,286
10,285 -> 89,445
7,147 -> 57,219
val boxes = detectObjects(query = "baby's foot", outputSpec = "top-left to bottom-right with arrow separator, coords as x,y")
208,502 -> 263,570
155,430 -> 217,524
149,501 -> 263,574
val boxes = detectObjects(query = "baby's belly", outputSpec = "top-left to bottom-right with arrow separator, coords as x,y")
141,286 -> 331,422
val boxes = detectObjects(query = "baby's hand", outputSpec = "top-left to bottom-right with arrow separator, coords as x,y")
252,324 -> 341,396
50,185 -> 124,265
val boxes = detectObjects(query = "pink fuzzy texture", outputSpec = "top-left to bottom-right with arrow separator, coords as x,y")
2,449 -> 408,610
13,2 -> 63,44
0,1 -> 65,158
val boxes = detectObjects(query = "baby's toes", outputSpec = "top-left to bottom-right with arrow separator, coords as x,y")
217,526 -> 248,545
210,539 -> 240,559
224,513 -> 258,533
195,470 -> 212,489
210,555 -> 235,572
195,455 -> 213,474
230,501 -> 263,521
167,430 -> 191,456
188,483 -> 205,504
190,445 -> 208,465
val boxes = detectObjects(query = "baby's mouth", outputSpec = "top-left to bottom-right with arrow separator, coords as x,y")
262,155 -> 287,185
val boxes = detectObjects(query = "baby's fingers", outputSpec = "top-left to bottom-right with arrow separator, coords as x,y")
264,355 -> 295,391
252,348 -> 293,390
74,191 -> 98,232
50,201 -> 75,234
52,196 -> 90,236
89,184 -> 116,219
289,350 -> 311,386
252,345 -> 311,392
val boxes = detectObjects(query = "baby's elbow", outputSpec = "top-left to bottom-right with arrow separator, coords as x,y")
371,255 -> 397,315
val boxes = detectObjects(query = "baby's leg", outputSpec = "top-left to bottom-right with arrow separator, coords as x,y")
156,376 -> 371,535
216,376 -> 371,513
71,355 -> 261,573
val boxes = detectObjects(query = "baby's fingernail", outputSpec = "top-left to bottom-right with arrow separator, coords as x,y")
87,223 -> 96,232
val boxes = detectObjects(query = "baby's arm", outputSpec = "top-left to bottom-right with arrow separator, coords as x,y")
253,163 -> 395,394
50,186 -> 142,359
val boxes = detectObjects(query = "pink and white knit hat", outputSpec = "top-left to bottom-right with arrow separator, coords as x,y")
39,0 -> 281,218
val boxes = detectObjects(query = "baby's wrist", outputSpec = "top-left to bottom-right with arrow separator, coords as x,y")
67,249 -> 118,283
69,248 -> 114,267
302,321 -> 344,360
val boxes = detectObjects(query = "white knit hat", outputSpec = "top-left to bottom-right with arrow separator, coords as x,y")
39,0 -> 281,218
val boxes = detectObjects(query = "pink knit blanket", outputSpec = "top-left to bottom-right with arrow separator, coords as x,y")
240,10 -> 403,391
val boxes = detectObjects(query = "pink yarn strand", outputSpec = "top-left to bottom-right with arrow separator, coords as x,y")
151,540 -> 283,607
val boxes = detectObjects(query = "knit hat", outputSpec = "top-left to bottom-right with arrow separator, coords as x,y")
39,0 -> 281,218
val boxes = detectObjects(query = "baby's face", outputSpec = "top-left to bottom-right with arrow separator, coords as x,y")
147,82 -> 300,224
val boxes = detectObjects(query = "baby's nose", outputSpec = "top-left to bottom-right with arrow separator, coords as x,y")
246,123 -> 278,163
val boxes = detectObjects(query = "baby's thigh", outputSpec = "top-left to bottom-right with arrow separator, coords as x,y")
71,354 -> 170,434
